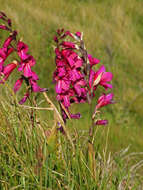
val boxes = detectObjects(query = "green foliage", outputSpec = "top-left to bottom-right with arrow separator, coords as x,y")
0,81 -> 142,189
0,97 -> 143,189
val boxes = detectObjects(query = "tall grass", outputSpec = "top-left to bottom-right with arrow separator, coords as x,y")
0,0 -> 143,189
0,85 -> 143,189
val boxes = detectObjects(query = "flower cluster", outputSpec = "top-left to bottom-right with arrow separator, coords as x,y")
53,30 -> 87,122
53,29 -> 113,124
0,16 -> 17,82
0,12 -> 47,104
0,12 -> 114,127
14,41 -> 47,104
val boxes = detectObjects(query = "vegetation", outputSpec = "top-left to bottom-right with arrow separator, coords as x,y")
0,0 -> 143,189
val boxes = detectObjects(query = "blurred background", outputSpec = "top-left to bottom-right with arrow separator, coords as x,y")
0,0 -> 143,152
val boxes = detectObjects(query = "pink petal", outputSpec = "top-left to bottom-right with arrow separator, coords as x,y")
27,56 -> 36,67
3,31 -> 17,49
55,48 -> 62,59
62,80 -> 70,91
61,41 -> 75,49
88,54 -> 100,67
95,120 -> 108,125
100,82 -> 113,89
17,41 -> 29,60
31,71 -> 39,80
74,84 -> 82,96
75,32 -> 81,38
95,65 -> 105,77
3,36 -> 13,48
2,62 -> 17,81
70,113 -> 81,119
0,63 -> 3,72
101,72 -> 113,82
74,59 -> 83,68
17,41 -> 28,53
56,59 -> 66,67
56,80 -> 62,93
18,63 -> 25,72
8,19 -> 12,27
63,95 -> 70,107
89,69 -> 95,88
106,93 -> 114,101
69,69 -> 82,82
13,78 -> 23,93
54,36 -> 58,43
76,79 -> 86,86
57,67 -> 66,77
19,92 -> 29,104
0,25 -> 9,30
23,63 -> 32,77
67,57 -> 75,67
96,93 -> 114,109
7,48 -> 14,57
65,31 -> 73,38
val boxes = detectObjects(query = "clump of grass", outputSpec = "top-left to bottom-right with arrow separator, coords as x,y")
0,86 -> 143,189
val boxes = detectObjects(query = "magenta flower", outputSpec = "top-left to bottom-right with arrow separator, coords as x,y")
56,78 -> 70,94
75,31 -> 81,39
94,120 -> 108,126
3,31 -> 17,49
54,29 -> 114,123
17,41 -> 29,61
13,78 -> 23,93
53,33 -> 87,121
17,41 -> 36,78
61,41 -> 76,49
0,25 -> 9,31
12,39 -> 47,103
57,94 -> 70,108
88,54 -> 100,67
0,62 -> 17,83
70,113 -> 81,119
89,65 -> 113,90
19,92 -> 30,104
0,32 -> 17,72
96,93 -> 114,110
0,48 -> 13,72
0,12 -> 47,105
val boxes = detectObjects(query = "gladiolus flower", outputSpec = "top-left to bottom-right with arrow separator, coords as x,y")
17,41 -> 29,61
94,120 -> 108,126
96,93 -> 114,110
0,25 -> 9,30
75,31 -> 81,38
0,61 -> 17,83
88,54 -> 100,67
19,92 -> 29,104
89,65 -> 113,90
13,78 -> 23,93
53,29 -> 114,123
61,41 -> 76,49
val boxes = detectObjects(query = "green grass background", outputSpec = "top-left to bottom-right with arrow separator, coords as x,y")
0,0 -> 143,153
